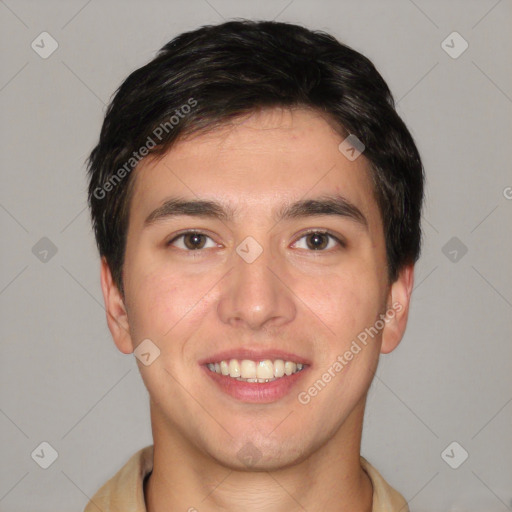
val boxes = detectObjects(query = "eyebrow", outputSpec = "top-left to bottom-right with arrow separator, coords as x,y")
144,193 -> 368,230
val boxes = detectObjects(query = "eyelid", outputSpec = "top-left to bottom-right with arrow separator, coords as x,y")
292,228 -> 346,250
166,228 -> 213,243
166,228 -> 346,251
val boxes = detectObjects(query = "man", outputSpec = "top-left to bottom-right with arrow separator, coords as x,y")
84,19 -> 423,512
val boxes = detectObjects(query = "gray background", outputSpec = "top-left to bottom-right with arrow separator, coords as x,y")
1,0 -> 511,510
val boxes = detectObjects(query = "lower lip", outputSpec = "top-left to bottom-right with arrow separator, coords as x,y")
202,365 -> 309,403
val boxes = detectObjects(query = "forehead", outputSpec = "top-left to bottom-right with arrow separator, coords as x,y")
129,107 -> 381,229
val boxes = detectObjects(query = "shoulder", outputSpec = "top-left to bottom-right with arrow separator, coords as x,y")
360,456 -> 409,512
83,445 -> 154,512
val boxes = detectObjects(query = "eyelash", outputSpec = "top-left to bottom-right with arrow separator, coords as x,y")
166,229 -> 346,253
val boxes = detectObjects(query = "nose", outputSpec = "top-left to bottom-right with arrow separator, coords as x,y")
217,242 -> 296,331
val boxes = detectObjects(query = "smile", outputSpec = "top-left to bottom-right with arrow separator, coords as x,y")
206,358 -> 306,383
202,357 -> 310,403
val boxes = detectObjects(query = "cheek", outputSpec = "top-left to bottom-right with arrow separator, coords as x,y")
125,263 -> 185,341
301,268 -> 383,346
126,263 -> 217,351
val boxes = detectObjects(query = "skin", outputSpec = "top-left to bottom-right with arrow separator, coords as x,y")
101,107 -> 414,512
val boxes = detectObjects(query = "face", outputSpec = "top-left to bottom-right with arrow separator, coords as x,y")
102,107 -> 413,470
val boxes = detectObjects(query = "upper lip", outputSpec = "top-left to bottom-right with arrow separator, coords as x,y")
198,348 -> 311,365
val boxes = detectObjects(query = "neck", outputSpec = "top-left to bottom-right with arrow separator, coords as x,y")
144,398 -> 372,512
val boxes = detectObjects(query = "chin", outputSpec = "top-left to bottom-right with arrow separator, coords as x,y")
199,429 -> 315,472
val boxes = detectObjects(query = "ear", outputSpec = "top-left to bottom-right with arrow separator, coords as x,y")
380,264 -> 415,354
100,257 -> 134,354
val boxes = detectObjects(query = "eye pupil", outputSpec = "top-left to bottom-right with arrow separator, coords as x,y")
184,233 -> 206,250
307,233 -> 328,250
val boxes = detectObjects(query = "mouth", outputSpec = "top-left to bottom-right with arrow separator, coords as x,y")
200,351 -> 311,403
206,358 -> 306,382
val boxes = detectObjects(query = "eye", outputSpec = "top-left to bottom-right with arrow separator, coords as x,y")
292,230 -> 345,251
167,231 -> 218,251
166,230 -> 344,252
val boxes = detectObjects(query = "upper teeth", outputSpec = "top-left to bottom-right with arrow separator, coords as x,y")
207,359 -> 304,380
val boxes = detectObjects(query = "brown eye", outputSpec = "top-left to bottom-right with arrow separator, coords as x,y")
168,232 -> 216,251
305,232 -> 330,250
183,233 -> 207,249
292,231 -> 344,251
